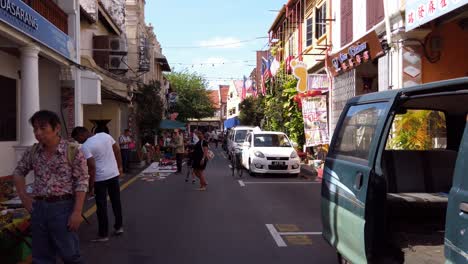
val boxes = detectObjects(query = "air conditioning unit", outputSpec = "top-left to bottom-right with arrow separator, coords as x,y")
109,37 -> 128,53
108,55 -> 128,71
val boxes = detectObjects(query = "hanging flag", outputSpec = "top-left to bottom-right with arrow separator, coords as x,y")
242,75 -> 247,100
270,57 -> 280,77
251,80 -> 257,97
261,56 -> 272,95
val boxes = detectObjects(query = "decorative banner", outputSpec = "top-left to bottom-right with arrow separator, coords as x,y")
302,95 -> 329,147
307,74 -> 329,91
406,0 -> 468,31
291,60 -> 308,93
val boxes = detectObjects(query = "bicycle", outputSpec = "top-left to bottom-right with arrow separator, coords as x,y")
184,146 -> 195,184
230,149 -> 243,178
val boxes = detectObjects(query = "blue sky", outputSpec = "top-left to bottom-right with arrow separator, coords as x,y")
145,0 -> 285,89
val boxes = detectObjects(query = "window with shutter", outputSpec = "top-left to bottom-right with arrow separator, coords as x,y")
367,0 -> 384,30
0,75 -> 17,141
306,17 -> 313,46
341,0 -> 353,46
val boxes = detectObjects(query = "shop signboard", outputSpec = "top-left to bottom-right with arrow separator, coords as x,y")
0,0 -> 74,60
307,74 -> 329,91
302,95 -> 329,147
406,0 -> 468,31
326,31 -> 384,77
138,34 -> 150,72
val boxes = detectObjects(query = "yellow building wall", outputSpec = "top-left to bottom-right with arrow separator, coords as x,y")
422,20 -> 468,83
302,0 -> 329,71
83,100 -> 122,140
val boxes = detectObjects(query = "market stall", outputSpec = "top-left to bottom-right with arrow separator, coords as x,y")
0,176 -> 31,264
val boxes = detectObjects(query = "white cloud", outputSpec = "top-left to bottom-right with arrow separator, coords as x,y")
198,37 -> 243,49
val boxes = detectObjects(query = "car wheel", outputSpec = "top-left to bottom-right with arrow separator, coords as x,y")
248,159 -> 256,177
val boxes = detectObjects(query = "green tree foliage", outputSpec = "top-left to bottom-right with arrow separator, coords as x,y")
262,70 -> 305,148
165,71 -> 214,121
386,110 -> 446,150
238,95 -> 265,126
134,80 -> 164,139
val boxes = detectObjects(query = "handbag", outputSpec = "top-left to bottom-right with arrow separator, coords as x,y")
128,141 -> 136,150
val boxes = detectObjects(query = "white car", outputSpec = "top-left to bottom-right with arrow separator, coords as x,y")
227,126 -> 260,159
241,131 -> 301,176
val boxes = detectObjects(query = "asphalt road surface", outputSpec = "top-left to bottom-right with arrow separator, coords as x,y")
78,147 -> 336,264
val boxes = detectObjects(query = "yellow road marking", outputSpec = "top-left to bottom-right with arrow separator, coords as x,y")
83,176 -> 139,218
284,235 -> 313,245
275,224 -> 300,232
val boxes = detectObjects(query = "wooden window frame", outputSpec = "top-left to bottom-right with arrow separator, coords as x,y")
306,17 -> 313,47
315,3 -> 327,40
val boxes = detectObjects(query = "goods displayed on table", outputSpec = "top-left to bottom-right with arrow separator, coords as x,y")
139,161 -> 177,182
0,177 -> 31,264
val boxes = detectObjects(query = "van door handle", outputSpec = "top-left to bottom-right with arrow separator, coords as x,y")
460,203 -> 468,214
354,172 -> 364,190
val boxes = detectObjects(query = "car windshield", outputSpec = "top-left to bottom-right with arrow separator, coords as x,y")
234,130 -> 250,143
253,134 -> 291,147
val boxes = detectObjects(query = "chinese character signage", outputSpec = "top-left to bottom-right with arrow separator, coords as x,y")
326,31 -> 384,77
0,0 -> 74,60
302,95 -> 329,147
406,0 -> 468,31
138,35 -> 150,72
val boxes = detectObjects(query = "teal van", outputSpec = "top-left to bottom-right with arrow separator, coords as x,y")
321,77 -> 468,263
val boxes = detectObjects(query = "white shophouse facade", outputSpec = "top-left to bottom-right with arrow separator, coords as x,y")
0,0 -> 93,178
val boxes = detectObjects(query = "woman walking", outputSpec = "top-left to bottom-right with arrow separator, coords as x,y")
191,130 -> 209,191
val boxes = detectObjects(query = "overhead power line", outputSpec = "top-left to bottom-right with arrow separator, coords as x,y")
163,37 -> 268,49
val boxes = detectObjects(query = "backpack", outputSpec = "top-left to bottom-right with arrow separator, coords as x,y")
30,141 -> 79,165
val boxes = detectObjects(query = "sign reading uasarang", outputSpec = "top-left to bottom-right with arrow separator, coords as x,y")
0,0 -> 38,30
326,31 -> 384,77
0,0 -> 74,60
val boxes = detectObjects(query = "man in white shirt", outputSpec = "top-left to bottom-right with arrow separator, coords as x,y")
72,127 -> 124,242
118,129 -> 132,173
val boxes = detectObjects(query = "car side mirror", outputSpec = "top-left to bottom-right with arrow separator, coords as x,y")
243,142 -> 251,148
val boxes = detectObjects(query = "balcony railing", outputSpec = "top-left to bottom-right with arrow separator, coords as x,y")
22,0 -> 68,34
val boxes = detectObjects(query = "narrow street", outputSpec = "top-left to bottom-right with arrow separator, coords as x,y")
78,147 -> 336,264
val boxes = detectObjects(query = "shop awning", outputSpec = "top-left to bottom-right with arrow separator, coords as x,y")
159,120 -> 186,130
155,52 -> 171,72
224,116 -> 240,129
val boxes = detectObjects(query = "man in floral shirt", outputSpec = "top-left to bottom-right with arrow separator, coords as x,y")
13,110 -> 89,264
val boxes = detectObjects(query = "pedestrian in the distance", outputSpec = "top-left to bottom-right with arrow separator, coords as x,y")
192,130 -> 209,191
119,129 -> 132,173
13,110 -> 89,263
172,129 -> 184,173
72,127 -> 124,242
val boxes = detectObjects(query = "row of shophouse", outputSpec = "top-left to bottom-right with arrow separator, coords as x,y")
0,0 -> 171,177
259,0 -> 468,143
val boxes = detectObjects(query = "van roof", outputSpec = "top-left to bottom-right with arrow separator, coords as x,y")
349,77 -> 468,104
232,126 -> 260,130
250,131 -> 285,135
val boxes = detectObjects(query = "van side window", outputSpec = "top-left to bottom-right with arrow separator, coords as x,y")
386,110 -> 447,150
332,102 -> 387,160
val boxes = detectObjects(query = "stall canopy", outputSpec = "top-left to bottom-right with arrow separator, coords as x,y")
224,116 -> 240,129
158,120 -> 186,130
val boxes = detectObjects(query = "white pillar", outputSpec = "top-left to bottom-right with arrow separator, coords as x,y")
19,46 -> 40,146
